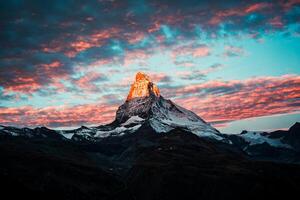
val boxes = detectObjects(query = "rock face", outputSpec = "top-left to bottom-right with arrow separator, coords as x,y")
126,72 -> 160,101
116,72 -> 161,124
115,72 -> 222,140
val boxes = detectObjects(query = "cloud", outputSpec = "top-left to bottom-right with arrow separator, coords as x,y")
1,0 -> 300,97
47,27 -> 122,57
269,16 -> 284,28
73,72 -> 108,93
163,75 -> 300,125
178,64 -> 223,80
0,88 -> 23,104
0,1 -> 300,129
148,72 -> 172,83
223,46 -> 244,57
193,46 -> 211,57
208,2 -> 273,25
0,103 -> 118,128
1,75 -> 299,129
172,44 -> 211,59
0,53 -> 73,94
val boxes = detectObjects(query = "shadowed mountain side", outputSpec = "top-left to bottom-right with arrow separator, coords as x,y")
0,137 -> 126,200
1,127 -> 300,200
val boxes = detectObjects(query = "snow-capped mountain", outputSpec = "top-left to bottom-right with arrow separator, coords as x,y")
224,122 -> 300,162
70,72 -> 223,141
240,131 -> 292,148
0,72 -> 222,141
0,72 -> 299,162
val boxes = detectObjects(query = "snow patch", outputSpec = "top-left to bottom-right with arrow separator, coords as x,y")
240,131 -> 292,149
75,128 -> 93,136
121,116 -> 145,126
149,98 -> 223,140
149,118 -> 173,133
58,130 -> 74,139
95,124 -> 141,138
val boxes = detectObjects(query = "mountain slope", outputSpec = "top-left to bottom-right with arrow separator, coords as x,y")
72,71 -> 222,140
227,122 -> 300,163
0,72 -> 299,164
1,127 -> 300,200
124,130 -> 300,200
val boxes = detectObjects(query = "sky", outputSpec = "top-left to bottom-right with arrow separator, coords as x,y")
0,0 -> 300,133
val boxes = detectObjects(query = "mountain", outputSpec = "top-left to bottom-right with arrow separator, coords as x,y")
0,125 -> 64,139
1,122 -> 300,200
0,72 -> 222,141
0,72 -> 300,199
227,122 -> 300,163
0,72 -> 299,162
114,72 -> 222,139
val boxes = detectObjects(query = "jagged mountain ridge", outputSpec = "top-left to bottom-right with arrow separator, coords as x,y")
226,122 -> 300,163
68,71 -> 222,141
0,72 -> 299,163
1,124 -> 300,200
113,71 -> 221,140
0,72 -> 221,140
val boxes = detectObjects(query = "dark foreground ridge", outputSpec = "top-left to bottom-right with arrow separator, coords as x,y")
1,125 -> 300,200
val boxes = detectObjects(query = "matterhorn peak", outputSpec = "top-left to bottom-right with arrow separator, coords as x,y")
126,72 -> 160,101
114,72 -> 221,140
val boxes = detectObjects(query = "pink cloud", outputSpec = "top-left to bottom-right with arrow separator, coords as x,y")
1,75 -> 299,129
4,77 -> 41,94
70,41 -> 94,53
2,61 -> 68,94
148,72 -> 171,83
280,0 -> 300,10
125,32 -> 146,44
168,75 -> 300,125
74,72 -> 107,92
193,46 -> 210,57
41,27 -> 121,57
123,50 -> 150,67
0,103 -> 118,128
269,16 -> 284,28
209,2 -> 272,25
172,44 -> 211,59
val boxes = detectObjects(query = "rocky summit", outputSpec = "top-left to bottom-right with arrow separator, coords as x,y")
126,72 -> 160,101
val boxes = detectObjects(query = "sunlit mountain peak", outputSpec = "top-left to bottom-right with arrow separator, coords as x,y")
126,72 -> 160,101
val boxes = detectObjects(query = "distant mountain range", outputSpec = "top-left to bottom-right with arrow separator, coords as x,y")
0,72 -> 299,200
